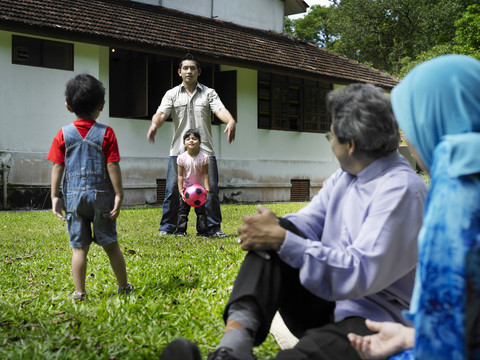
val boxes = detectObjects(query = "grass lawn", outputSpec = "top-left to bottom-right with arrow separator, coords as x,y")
0,202 -> 306,359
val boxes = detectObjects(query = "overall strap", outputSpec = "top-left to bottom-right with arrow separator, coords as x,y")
62,123 -> 83,151
84,122 -> 107,151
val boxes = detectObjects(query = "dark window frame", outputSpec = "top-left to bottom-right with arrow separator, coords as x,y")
109,48 -> 237,123
258,72 -> 331,133
12,35 -> 73,71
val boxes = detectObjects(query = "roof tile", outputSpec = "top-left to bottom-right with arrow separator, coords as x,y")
0,0 -> 399,87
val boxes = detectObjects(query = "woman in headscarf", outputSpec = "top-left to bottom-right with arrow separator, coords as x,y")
347,55 -> 480,359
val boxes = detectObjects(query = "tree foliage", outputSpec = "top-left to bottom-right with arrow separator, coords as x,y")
286,0 -> 480,77
285,5 -> 337,48
454,4 -> 480,57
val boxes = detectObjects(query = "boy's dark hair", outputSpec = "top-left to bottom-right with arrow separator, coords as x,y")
65,74 -> 105,118
183,128 -> 201,143
178,53 -> 200,69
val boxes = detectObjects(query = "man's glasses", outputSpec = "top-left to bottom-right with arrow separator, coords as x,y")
325,132 -> 333,142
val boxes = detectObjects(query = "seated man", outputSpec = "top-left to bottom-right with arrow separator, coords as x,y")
160,83 -> 427,360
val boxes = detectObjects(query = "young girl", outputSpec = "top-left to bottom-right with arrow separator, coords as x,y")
174,129 -> 210,237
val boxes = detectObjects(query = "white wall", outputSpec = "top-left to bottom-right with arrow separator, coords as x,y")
213,65 -> 339,202
152,0 -> 287,32
0,30 -> 340,207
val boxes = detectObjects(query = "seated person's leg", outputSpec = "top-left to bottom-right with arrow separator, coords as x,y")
275,317 -> 374,360
217,218 -> 334,359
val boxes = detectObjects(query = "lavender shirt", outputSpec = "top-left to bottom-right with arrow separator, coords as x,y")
280,151 -> 427,325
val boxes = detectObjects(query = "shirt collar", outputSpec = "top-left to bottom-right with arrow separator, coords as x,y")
355,151 -> 400,183
180,82 -> 204,93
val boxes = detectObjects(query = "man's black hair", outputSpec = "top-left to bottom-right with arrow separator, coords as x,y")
178,53 -> 200,69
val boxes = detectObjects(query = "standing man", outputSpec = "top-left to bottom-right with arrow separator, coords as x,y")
159,83 -> 427,360
147,53 -> 236,237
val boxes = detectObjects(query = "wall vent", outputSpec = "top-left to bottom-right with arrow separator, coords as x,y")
156,179 -> 166,204
290,179 -> 310,202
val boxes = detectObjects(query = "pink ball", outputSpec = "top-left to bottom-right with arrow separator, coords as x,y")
184,184 -> 207,207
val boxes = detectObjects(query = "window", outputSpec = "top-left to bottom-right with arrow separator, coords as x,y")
258,72 -> 331,133
12,35 -> 73,71
109,49 -> 237,121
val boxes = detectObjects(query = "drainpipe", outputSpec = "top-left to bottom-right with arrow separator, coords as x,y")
2,161 -> 7,209
211,0 -> 217,18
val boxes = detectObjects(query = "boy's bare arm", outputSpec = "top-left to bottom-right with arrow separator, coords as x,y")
107,162 -> 124,219
51,163 -> 66,220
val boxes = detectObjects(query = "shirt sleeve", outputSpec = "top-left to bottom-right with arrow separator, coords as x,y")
201,152 -> 210,166
156,88 -> 174,116
104,126 -> 120,163
46,129 -> 66,165
207,89 -> 225,114
177,153 -> 185,167
279,173 -> 425,301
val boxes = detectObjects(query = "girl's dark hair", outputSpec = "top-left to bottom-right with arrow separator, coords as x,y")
183,128 -> 201,143
65,74 -> 105,118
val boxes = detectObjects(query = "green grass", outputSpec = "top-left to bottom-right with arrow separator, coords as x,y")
0,203 -> 306,359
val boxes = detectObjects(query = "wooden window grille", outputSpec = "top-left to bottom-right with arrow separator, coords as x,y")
258,72 -> 332,133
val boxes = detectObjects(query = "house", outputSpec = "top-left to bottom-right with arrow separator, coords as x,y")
0,0 -> 399,209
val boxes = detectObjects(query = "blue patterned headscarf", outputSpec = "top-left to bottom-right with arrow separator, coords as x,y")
391,55 -> 480,177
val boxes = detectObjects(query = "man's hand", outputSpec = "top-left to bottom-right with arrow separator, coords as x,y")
224,119 -> 236,143
147,123 -> 158,143
237,205 -> 286,251
347,320 -> 414,359
147,112 -> 168,143
215,108 -> 236,143
52,196 -> 65,221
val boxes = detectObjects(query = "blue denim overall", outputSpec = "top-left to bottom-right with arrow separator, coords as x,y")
62,122 -> 117,248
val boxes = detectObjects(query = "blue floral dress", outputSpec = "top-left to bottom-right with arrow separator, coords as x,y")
390,143 -> 480,360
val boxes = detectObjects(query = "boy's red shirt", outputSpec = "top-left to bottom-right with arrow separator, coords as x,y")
47,119 -> 120,166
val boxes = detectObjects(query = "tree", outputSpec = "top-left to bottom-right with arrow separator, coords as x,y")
455,4 -> 480,57
285,0 -> 473,76
285,5 -> 337,48
397,3 -> 480,77
397,44 -> 457,78
328,0 -> 463,75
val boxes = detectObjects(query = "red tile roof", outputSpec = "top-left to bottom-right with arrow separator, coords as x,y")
0,0 -> 399,88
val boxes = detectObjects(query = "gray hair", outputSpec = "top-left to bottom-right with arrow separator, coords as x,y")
327,83 -> 400,158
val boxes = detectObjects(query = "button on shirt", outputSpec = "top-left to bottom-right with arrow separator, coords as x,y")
156,83 -> 225,156
280,151 -> 427,325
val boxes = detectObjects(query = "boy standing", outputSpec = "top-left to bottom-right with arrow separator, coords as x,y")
48,74 -> 132,300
